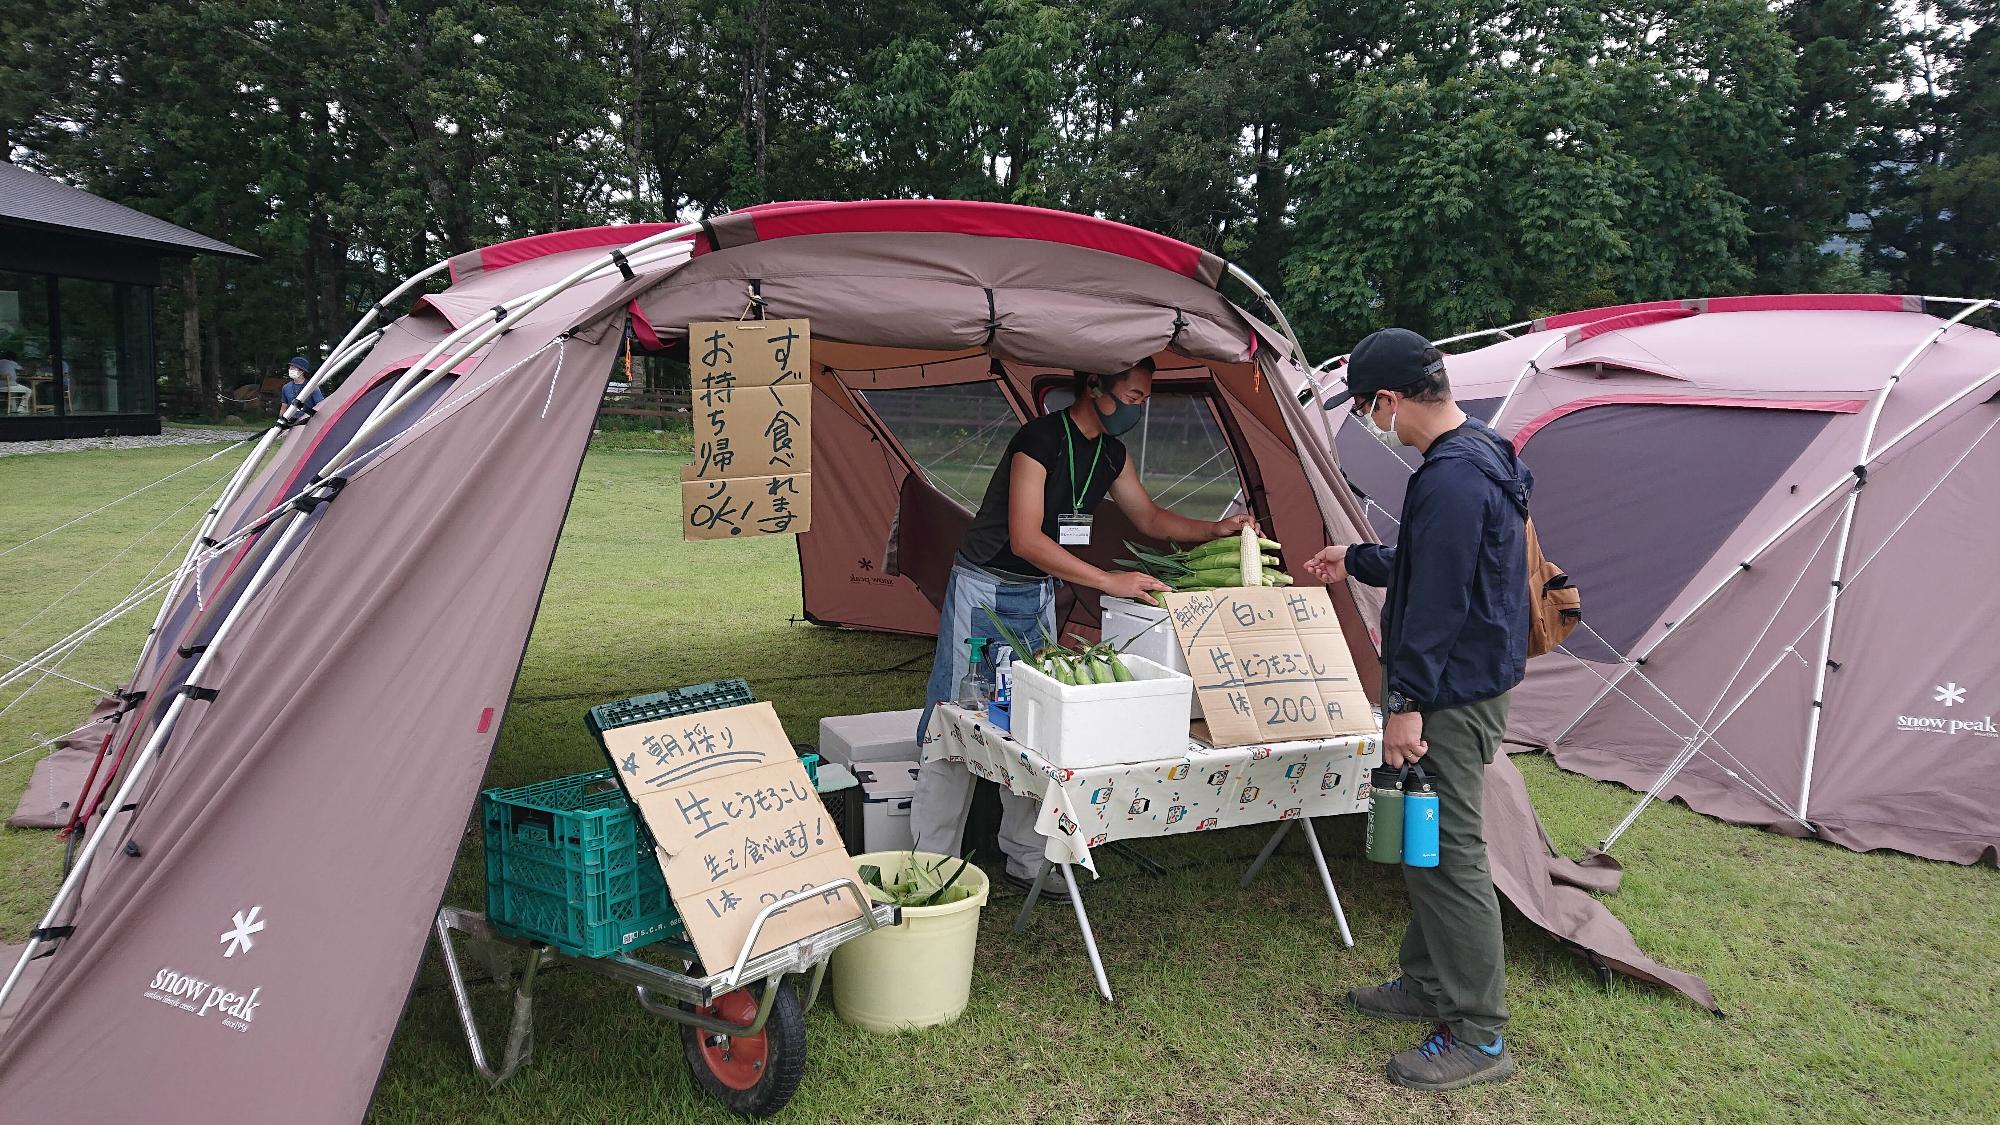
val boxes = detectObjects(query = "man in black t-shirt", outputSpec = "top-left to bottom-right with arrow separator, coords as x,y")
913,357 -> 1257,893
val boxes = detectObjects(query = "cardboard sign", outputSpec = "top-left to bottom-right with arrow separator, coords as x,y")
688,383 -> 813,477
681,472 -> 813,539
684,319 -> 813,540
602,701 -> 863,969
1161,587 -> 1375,747
692,319 -> 810,389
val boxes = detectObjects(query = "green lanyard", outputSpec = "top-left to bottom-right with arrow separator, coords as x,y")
1062,413 -> 1104,513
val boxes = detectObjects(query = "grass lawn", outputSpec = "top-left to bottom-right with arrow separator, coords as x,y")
2,440 -> 1996,1124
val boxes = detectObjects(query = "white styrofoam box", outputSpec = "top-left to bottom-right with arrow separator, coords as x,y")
855,759 -> 920,854
818,708 -> 924,770
1008,654 -> 1194,769
1100,596 -> 1201,720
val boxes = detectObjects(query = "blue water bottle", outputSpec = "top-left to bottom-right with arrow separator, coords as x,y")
1401,764 -> 1440,868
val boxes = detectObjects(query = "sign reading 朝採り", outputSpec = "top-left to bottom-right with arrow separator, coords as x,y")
682,319 -> 813,539
1161,587 -> 1376,747
602,700 -> 864,969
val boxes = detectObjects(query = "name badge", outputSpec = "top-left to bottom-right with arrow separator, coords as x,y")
1057,513 -> 1092,546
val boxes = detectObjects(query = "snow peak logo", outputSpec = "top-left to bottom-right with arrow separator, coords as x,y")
138,906 -> 268,1033
1895,683 -> 1998,739
142,967 -> 262,1033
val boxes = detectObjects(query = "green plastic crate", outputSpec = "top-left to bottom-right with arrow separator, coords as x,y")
480,753 -> 823,960
583,678 -> 757,742
481,769 -> 683,958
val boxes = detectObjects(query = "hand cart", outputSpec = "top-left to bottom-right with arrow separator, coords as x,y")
433,879 -> 898,1118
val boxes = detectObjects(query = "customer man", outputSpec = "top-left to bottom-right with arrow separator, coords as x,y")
1305,327 -> 1530,1091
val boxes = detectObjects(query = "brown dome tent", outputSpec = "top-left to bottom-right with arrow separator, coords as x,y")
1322,294 -> 2000,866
0,203 -> 1710,1122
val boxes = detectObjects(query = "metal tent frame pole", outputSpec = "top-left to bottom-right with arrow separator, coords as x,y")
0,502 -> 323,1011
0,239 -> 673,1014
1548,298 -> 1997,755
134,259 -> 457,656
1487,335 -> 1568,430
1793,296 -> 1994,820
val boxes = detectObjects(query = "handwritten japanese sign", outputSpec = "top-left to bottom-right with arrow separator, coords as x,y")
683,319 -> 813,540
602,701 -> 863,968
1161,587 -> 1376,747
679,470 -> 814,540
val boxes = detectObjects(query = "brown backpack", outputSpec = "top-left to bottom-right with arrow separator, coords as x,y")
1524,516 -> 1581,658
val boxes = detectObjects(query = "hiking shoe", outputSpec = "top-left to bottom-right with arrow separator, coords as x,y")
1347,978 -> 1440,1024
1386,1025 -> 1517,1092
1003,870 -> 1061,903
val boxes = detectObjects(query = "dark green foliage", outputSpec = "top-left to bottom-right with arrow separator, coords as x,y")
1,0 -> 1988,395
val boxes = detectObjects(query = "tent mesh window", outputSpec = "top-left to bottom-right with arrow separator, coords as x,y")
860,382 -> 1020,512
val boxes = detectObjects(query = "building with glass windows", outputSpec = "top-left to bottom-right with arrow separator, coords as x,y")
1,162 -> 254,440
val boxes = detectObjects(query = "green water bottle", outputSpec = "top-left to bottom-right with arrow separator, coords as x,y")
1364,765 -> 1405,864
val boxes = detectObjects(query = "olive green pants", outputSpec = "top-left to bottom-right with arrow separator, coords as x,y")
1399,692 -> 1511,1046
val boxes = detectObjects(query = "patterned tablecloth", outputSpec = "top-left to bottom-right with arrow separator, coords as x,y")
923,704 -> 1381,873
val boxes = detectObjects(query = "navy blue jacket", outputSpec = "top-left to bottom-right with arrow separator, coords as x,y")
1346,419 -> 1532,712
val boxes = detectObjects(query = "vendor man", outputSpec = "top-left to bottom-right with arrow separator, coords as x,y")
913,357 -> 1255,893
1306,328 -> 1529,1091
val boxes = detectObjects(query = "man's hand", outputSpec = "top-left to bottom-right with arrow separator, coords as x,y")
1383,710 -> 1427,767
1103,570 -> 1172,602
1209,514 -> 1258,539
1304,544 -> 1350,585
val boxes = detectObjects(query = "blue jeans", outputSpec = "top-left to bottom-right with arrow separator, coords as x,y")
916,558 -> 1056,743
912,557 -> 1057,878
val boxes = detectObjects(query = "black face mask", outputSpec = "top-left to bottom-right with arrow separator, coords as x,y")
1098,394 -> 1143,436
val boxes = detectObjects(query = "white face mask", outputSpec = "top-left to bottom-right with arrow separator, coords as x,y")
1363,396 -> 1404,448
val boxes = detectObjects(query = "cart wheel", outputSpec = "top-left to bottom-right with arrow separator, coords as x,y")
679,979 -> 805,1118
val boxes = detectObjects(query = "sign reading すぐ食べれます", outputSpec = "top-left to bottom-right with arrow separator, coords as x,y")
1161,586 -> 1375,747
682,319 -> 813,539
601,700 -> 863,968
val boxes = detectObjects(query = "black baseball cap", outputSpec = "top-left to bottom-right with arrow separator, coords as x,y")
1322,327 -> 1445,411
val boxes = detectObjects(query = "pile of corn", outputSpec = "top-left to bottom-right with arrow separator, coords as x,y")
1119,526 -> 1292,595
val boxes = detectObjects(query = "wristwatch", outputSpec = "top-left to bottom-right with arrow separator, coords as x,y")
1383,691 -> 1418,714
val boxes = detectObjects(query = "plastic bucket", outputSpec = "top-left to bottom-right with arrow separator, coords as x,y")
831,851 -> 989,1033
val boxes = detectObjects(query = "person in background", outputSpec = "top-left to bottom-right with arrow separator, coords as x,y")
912,357 -> 1256,895
1306,327 -> 1531,1091
0,352 -> 27,415
281,356 -> 324,413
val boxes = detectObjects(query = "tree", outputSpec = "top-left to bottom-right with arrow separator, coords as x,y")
1869,1 -> 2000,296
1282,1 -> 1797,355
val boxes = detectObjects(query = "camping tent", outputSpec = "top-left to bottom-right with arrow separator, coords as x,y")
1320,294 -> 2000,866
0,203 -> 1710,1121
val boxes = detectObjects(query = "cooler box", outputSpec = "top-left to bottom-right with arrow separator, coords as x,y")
1009,654 -> 1193,769
1101,596 -> 1200,720
854,760 -> 920,854
818,708 -> 924,770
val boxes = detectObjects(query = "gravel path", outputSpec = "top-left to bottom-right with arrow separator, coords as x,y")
0,427 -> 256,458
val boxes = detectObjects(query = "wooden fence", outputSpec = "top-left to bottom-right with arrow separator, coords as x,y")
597,387 -> 691,424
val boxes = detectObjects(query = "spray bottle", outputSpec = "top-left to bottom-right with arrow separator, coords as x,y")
955,636 -> 993,711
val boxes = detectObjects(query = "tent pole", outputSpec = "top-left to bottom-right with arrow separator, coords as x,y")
130,310 -> 407,679
1795,488 -> 1858,822
1488,335 -> 1568,431
132,262 -> 460,649
1224,263 -> 1306,360
322,228 -> 702,476
0,502 -> 321,1014
1434,319 -> 1535,348
1793,297 -> 1989,821
1513,300 -> 1994,792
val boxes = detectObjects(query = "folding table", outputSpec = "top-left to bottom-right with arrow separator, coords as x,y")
925,703 -> 1381,1002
